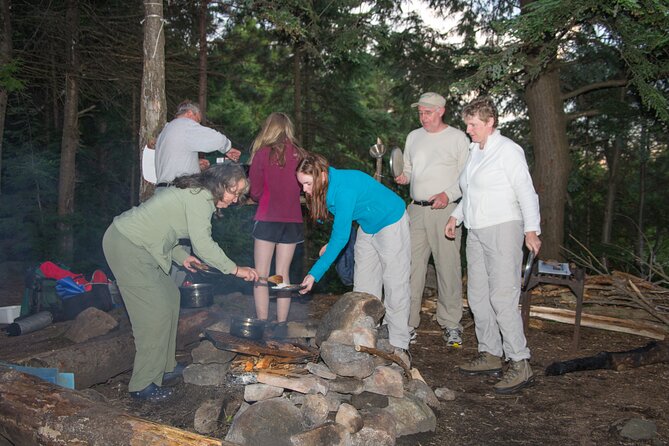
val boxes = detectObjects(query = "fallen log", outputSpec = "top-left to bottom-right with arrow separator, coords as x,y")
545,340 -> 669,376
8,308 -> 220,389
529,306 -> 667,340
0,366 -> 235,445
354,344 -> 411,377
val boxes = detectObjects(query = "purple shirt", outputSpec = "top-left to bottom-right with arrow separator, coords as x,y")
249,141 -> 303,223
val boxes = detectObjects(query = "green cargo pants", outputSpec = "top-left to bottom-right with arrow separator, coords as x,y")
102,224 -> 179,392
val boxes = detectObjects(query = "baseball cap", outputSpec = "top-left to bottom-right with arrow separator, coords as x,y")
411,92 -> 446,108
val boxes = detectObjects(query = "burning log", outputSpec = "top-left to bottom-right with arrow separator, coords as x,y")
545,340 -> 669,376
0,366 -> 236,445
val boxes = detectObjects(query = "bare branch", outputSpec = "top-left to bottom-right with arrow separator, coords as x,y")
562,79 -> 628,101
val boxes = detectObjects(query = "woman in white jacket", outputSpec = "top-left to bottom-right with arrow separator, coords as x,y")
445,97 -> 541,394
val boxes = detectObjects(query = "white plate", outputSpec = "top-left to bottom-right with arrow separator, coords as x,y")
142,145 -> 157,184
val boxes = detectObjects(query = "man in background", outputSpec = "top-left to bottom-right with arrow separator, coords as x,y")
155,100 -> 241,187
395,92 -> 469,347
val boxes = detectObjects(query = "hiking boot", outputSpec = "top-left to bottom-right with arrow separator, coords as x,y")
443,328 -> 463,348
409,329 -> 418,345
494,359 -> 535,394
393,347 -> 412,369
458,352 -> 503,376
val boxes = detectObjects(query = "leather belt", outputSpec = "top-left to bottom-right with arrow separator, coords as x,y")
412,200 -> 433,207
156,182 -> 172,188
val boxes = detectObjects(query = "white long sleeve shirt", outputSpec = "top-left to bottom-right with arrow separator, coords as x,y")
451,130 -> 541,234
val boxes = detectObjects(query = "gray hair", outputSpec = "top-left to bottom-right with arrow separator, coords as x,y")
175,100 -> 201,118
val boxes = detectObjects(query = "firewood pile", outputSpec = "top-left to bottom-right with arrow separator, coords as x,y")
420,267 -> 669,340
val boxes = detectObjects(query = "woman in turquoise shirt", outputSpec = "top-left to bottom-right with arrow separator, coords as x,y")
296,153 -> 412,359
103,164 -> 258,402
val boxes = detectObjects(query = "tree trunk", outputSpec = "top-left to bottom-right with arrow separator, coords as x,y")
0,0 -> 11,195
57,0 -> 80,264
601,135 -> 622,268
636,124 -> 649,272
0,367 -> 232,445
139,0 -> 166,203
293,41 -> 303,142
198,0 -> 209,123
525,66 -> 570,260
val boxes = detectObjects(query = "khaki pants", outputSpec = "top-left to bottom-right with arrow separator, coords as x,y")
408,203 -> 462,330
102,224 -> 179,392
353,212 -> 411,349
466,220 -> 530,361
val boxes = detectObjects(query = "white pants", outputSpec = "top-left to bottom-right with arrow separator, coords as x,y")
353,212 -> 411,349
466,220 -> 530,361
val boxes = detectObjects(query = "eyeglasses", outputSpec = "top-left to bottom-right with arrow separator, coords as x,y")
418,110 -> 436,117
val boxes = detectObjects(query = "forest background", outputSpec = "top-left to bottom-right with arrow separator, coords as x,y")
0,0 -> 667,290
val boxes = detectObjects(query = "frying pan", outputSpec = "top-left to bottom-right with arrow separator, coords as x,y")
522,250 -> 536,290
389,147 -> 404,178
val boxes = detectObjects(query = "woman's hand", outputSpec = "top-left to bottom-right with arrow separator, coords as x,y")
183,256 -> 202,273
234,266 -> 259,282
444,216 -> 458,239
318,244 -> 328,257
299,275 -> 315,294
525,231 -> 541,255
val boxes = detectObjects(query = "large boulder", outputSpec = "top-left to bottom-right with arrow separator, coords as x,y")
225,397 -> 304,446
315,292 -> 385,346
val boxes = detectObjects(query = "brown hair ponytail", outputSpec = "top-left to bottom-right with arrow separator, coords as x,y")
297,153 -> 330,222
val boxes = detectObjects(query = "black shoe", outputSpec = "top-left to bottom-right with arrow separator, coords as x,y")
271,322 -> 288,339
129,383 -> 174,402
162,363 -> 187,386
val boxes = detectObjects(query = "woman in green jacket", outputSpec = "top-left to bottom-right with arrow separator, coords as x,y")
103,164 -> 258,402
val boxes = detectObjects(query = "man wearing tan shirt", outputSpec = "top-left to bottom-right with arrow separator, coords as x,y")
395,92 -> 469,347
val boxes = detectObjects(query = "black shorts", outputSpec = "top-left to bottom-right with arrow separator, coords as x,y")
252,221 -> 304,244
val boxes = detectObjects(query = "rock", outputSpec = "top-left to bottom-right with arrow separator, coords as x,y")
327,328 -> 377,349
619,418 -> 657,441
350,409 -> 396,446
434,386 -> 456,401
320,341 -> 375,379
257,371 -> 329,395
361,366 -> 404,398
384,393 -> 436,437
191,340 -> 236,364
407,379 -> 440,408
225,397 -> 305,446
182,362 -> 230,386
328,377 -> 364,395
306,362 -> 337,380
290,423 -> 351,446
315,292 -> 385,346
335,403 -> 363,434
301,394 -> 330,427
193,398 -> 223,434
287,320 -> 319,338
64,307 -> 118,343
325,391 -> 349,412
350,392 -> 388,410
244,383 -> 284,402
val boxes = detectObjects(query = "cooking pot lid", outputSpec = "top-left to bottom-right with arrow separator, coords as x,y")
389,147 -> 404,178
522,250 -> 535,290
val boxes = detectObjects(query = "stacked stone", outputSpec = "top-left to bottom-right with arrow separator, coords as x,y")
224,292 -> 450,446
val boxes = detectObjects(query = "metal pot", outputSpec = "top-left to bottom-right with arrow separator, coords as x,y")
179,283 -> 214,308
230,316 -> 266,340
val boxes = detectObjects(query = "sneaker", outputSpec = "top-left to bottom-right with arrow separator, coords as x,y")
393,347 -> 412,369
458,352 -> 503,376
444,328 -> 463,348
409,329 -> 418,345
129,383 -> 174,402
494,359 -> 534,394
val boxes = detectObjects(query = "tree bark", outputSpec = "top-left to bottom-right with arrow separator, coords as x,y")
198,0 -> 209,123
139,0 -> 166,203
57,0 -> 80,263
0,0 -> 11,195
0,367 -> 233,445
293,41 -> 303,142
525,66 -> 570,260
601,135 -> 622,268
